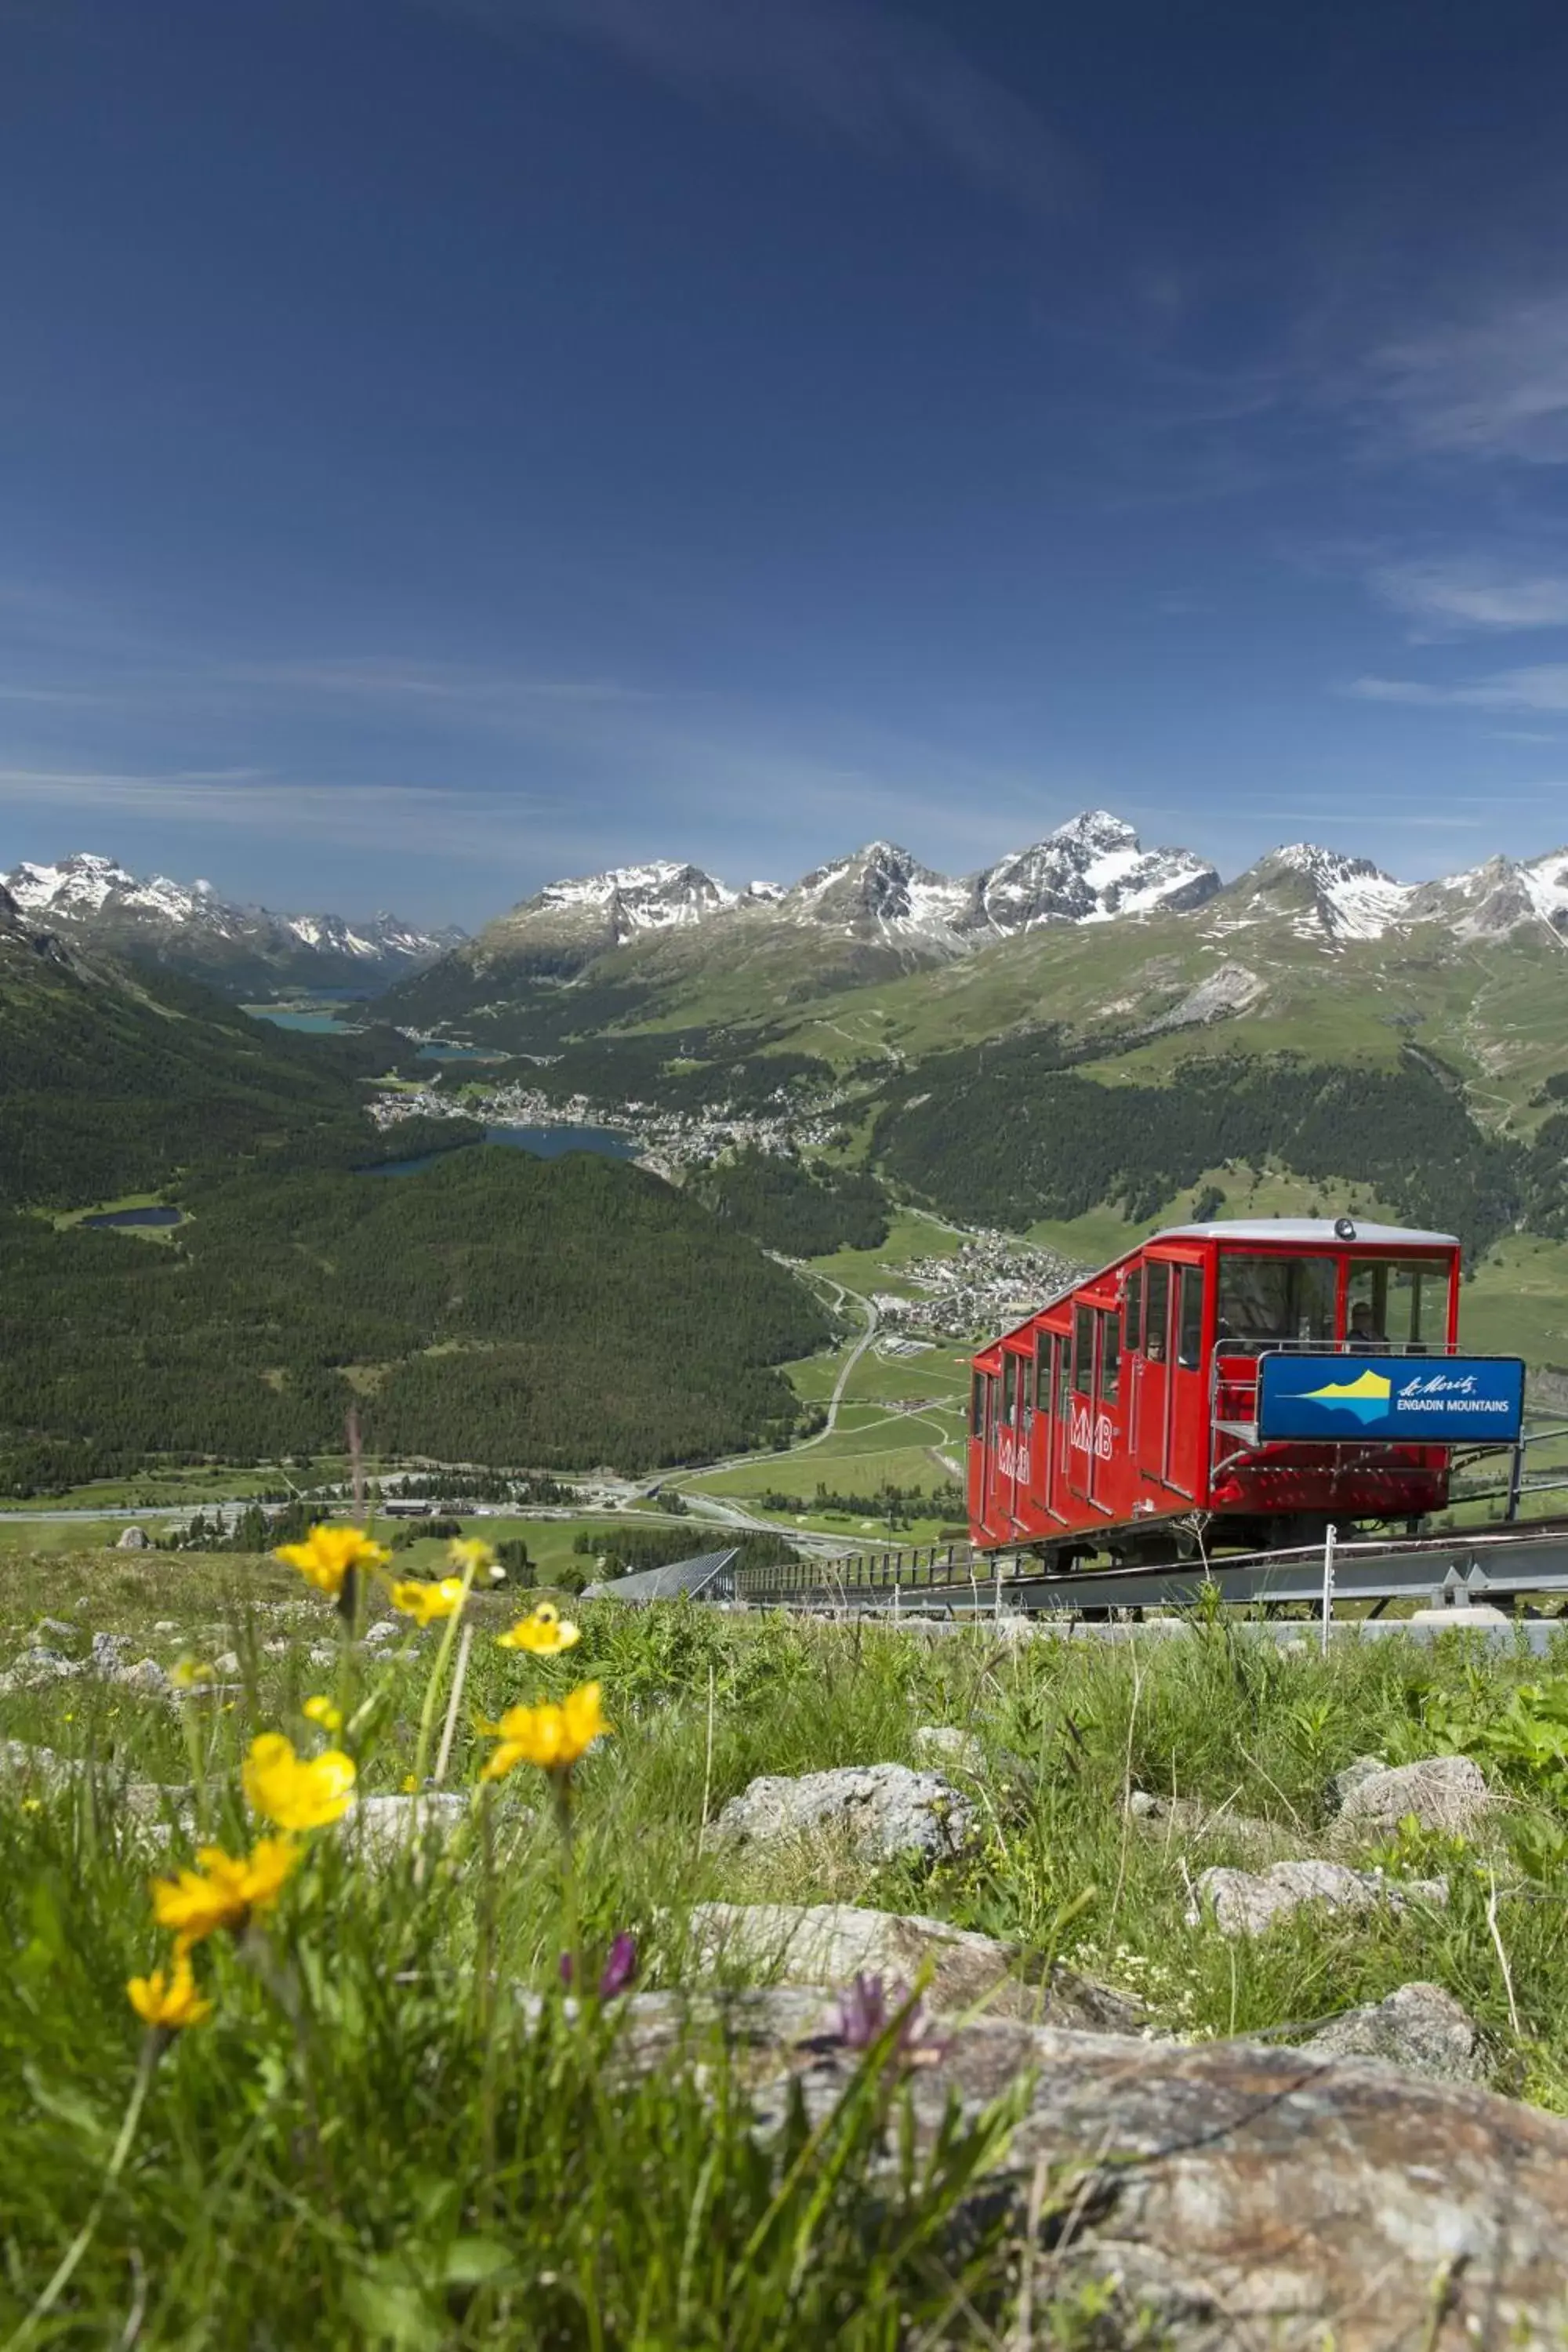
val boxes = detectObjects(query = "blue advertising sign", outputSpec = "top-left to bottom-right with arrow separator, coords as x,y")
1256,1354 -> 1525,1445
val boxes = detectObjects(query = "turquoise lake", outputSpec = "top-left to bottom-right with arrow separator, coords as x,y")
361,1127 -> 639,1176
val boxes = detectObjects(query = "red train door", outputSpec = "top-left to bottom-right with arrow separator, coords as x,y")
1066,1305 -> 1094,1505
1167,1260 -> 1209,1498
1090,1306 -> 1122,1510
1031,1329 -> 1054,1519
1137,1261 -> 1171,1484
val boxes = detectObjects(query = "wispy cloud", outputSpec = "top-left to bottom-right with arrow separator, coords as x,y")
1363,291 -> 1568,464
0,767 -> 552,859
442,0 -> 1075,219
1369,558 -> 1568,636
1345,665 -> 1568,712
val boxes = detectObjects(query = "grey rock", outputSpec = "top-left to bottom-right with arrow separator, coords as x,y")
711,1764 -> 976,1866
153,1619 -> 179,1635
911,1725 -> 985,1775
115,1525 -> 149,1550
114,1657 -> 173,1698
1301,1980 -> 1483,2084
345,1793 -> 468,1858
1327,1755 -> 1388,1809
1194,1859 -> 1449,1936
89,1631 -> 130,1670
1333,1754 -> 1494,1842
212,1650 -> 241,1675
1127,1790 -> 1298,1864
608,1989 -> 1568,2349
35,1617 -> 77,1641
0,1739 -> 71,1787
687,1900 -> 1149,2032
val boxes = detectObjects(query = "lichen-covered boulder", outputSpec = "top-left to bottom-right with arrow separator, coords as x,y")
710,1764 -> 975,1864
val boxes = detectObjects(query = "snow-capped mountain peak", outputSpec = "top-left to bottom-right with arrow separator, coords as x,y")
528,860 -> 735,935
782,841 -> 971,939
0,851 -> 463,991
967,811 -> 1220,934
1207,842 -> 1416,944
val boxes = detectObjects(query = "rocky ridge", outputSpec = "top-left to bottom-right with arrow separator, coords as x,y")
0,851 -> 465,992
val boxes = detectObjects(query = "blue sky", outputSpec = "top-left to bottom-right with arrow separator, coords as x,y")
5,0 -> 1568,921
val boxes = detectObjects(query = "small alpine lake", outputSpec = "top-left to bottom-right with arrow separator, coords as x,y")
82,1207 -> 184,1230
361,1125 -> 640,1177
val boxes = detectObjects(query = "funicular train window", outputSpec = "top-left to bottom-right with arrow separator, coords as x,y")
1055,1331 -> 1072,1420
1003,1353 -> 1018,1425
1177,1266 -> 1205,1370
1216,1254 -> 1335,1350
1144,1263 -> 1170,1362
1100,1312 -> 1121,1403
1346,1257 -> 1450,1352
1034,1330 -> 1053,1411
1073,1306 -> 1095,1394
971,1372 -> 985,1437
1124,1268 -> 1143,1354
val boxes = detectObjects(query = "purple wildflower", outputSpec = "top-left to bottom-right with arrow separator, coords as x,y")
597,1932 -> 637,2001
833,1973 -> 943,2066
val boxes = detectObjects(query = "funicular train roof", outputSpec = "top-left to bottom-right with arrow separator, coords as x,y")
982,1219 -> 1461,1356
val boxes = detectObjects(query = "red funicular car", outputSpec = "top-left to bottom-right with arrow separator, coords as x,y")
967,1217 -> 1525,1564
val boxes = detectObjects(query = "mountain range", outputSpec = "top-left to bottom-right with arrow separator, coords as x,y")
0,852 -> 465,993
372,808 -> 1568,1038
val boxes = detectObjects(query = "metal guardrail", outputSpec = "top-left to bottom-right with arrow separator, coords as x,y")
734,1518 -> 1568,1618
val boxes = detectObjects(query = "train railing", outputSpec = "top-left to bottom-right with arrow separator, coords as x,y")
736,1541 -> 1014,1610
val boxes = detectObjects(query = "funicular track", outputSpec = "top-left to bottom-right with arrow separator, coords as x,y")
733,1515 -> 1568,1621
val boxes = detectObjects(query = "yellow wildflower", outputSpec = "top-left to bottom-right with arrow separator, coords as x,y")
127,1946 -> 212,2031
243,1733 -> 357,1831
496,1599 -> 581,1657
480,1682 -> 609,1781
151,1838 -> 298,1944
303,1693 -> 343,1734
448,1535 -> 501,1581
274,1523 -> 390,1597
169,1656 -> 216,1691
389,1575 -> 466,1627
401,1773 -> 419,1795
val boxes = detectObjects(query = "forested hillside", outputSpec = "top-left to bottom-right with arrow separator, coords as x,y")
873,1038 -> 1558,1254
0,922 -> 429,1207
0,1149 -> 831,1492
690,1146 -> 890,1255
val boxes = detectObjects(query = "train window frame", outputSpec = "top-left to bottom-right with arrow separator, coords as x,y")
1034,1330 -> 1053,1412
1073,1305 -> 1095,1396
1144,1262 -> 1170,1363
1100,1309 -> 1121,1403
1124,1268 -> 1143,1354
1177,1265 -> 1204,1370
1345,1255 -> 1452,1352
1055,1330 -> 1072,1421
1217,1251 -> 1337,1350
970,1371 -> 985,1438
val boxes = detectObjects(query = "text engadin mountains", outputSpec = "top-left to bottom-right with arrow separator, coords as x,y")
0,852 -> 465,993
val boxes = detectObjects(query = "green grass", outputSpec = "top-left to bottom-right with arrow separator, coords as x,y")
0,1517 -> 182,1554
5,1549 -> 1568,2340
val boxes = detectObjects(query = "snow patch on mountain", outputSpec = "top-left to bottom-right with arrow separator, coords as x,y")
781,841 -> 971,943
967,810 -> 1219,933
0,851 -> 463,981
1408,851 -> 1568,942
